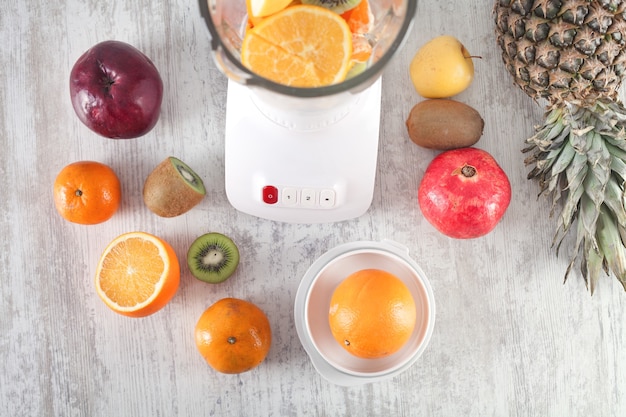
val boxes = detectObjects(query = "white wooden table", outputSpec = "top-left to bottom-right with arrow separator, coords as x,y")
2,1 -> 625,416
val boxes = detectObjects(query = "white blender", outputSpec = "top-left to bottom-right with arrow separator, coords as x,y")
199,0 -> 418,223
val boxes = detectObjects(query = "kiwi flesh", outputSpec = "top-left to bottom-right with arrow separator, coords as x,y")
187,232 -> 240,284
143,156 -> 206,217
301,0 -> 362,14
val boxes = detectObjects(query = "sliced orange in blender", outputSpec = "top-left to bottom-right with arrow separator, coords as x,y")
247,0 -> 294,18
351,34 -> 372,62
246,0 -> 294,29
341,0 -> 372,34
241,4 -> 353,87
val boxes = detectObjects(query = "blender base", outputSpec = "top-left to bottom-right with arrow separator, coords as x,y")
224,79 -> 382,223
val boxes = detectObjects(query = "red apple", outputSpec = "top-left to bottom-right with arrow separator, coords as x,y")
418,147 -> 511,239
69,40 -> 163,139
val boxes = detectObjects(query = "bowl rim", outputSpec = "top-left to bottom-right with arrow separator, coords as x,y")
294,240 -> 436,384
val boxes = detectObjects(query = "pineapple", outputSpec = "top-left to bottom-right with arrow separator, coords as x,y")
494,0 -> 626,293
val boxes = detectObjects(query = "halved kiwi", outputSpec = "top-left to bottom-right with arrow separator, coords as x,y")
187,232 -> 240,284
143,156 -> 206,217
301,0 -> 362,14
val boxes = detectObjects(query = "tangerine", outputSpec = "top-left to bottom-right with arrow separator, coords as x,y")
340,0 -> 372,34
195,298 -> 272,374
328,269 -> 416,359
53,161 -> 121,225
341,0 -> 373,63
95,231 -> 180,318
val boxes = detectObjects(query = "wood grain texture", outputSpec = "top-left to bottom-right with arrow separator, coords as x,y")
1,1 -> 625,416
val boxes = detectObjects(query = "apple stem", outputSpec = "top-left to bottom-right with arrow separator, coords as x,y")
97,60 -> 115,94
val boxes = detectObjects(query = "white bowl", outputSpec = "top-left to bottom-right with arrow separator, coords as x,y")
294,240 -> 435,386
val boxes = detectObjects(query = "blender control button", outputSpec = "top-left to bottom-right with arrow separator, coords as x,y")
262,185 -> 278,204
282,188 -> 298,205
319,189 -> 335,207
301,189 -> 316,206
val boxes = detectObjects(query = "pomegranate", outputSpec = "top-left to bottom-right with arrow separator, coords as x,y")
418,147 -> 511,239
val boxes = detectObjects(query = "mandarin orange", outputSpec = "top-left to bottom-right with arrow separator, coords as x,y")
341,0 -> 373,63
195,298 -> 272,374
53,161 -> 121,225
340,0 -> 372,34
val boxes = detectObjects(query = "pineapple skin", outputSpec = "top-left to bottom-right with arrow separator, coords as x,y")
494,0 -> 626,104
494,0 -> 626,293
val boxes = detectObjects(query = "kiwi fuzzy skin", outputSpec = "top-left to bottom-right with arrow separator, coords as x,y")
143,157 -> 205,217
406,99 -> 484,150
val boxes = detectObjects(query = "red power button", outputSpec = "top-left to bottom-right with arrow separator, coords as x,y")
262,185 -> 278,204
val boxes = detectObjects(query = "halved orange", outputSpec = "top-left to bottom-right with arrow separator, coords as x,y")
241,4 -> 353,87
95,232 -> 180,318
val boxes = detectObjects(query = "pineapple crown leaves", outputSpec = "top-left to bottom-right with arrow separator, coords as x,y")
495,0 -> 626,294
523,98 -> 626,293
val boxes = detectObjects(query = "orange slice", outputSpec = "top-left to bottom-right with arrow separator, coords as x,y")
247,0 -> 293,18
95,232 -> 180,318
351,34 -> 372,62
341,0 -> 372,34
241,4 -> 353,87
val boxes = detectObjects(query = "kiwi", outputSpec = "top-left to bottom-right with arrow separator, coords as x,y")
405,99 -> 484,150
143,156 -> 206,217
301,0 -> 362,14
187,232 -> 240,284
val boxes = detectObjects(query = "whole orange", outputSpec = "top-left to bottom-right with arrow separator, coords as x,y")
328,269 -> 416,359
53,161 -> 121,225
195,298 -> 272,374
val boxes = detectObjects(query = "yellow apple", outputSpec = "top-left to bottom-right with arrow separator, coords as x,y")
409,35 -> 475,98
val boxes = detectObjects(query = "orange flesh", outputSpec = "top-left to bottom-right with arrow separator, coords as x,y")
98,238 -> 165,307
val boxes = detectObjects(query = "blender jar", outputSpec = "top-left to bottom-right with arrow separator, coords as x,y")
198,0 -> 418,130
